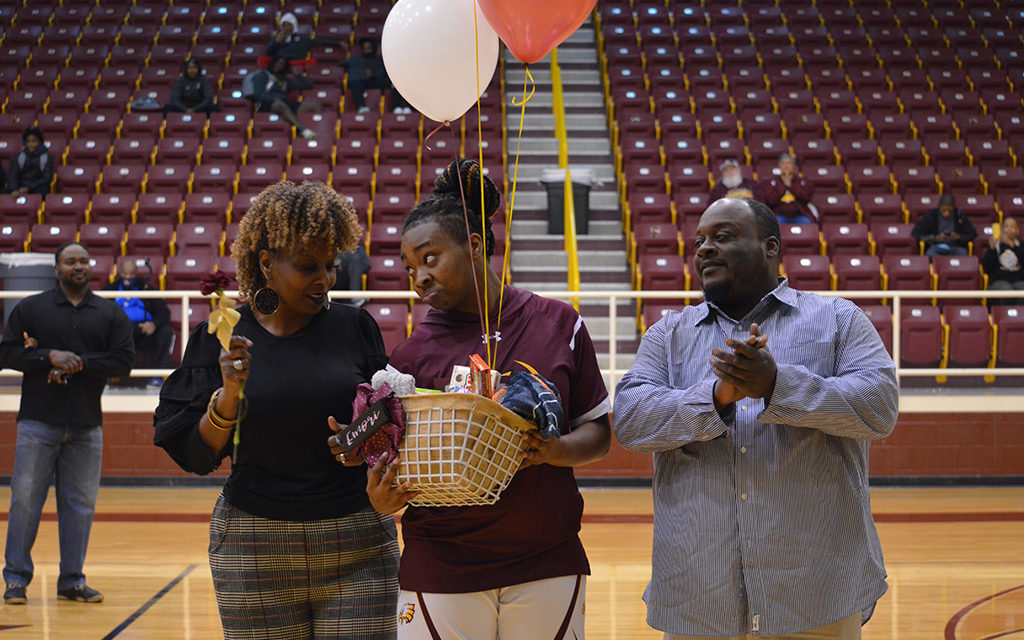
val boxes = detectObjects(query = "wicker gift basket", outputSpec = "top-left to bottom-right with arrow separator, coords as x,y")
396,393 -> 533,506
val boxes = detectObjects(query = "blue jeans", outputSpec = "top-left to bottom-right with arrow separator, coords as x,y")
776,214 -> 813,224
3,420 -> 102,590
925,243 -> 968,257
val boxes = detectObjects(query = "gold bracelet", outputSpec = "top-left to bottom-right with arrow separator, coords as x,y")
207,388 -> 237,431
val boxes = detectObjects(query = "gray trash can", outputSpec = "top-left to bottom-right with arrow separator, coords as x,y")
0,253 -> 58,327
540,168 -> 595,235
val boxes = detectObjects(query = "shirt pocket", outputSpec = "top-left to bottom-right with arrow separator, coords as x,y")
772,340 -> 835,377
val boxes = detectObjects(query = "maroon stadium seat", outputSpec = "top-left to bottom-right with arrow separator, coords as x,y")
29,223 -> 78,253
371,191 -> 417,226
633,222 -> 682,258
880,252 -> 937,290
79,223 -> 126,258
100,165 -> 147,194
90,194 -> 137,226
780,223 -> 822,256
366,255 -> 408,291
900,305 -> 944,368
43,194 -> 89,225
364,303 -> 408,354
638,254 -> 686,304
126,222 -> 174,257
871,223 -> 919,257
166,254 -> 218,290
944,305 -> 993,369
833,254 -> 881,292
823,223 -> 872,256
368,222 -> 403,256
992,306 -> 1024,367
0,194 -> 42,222
182,194 -> 230,224
860,305 -> 893,355
135,193 -> 182,225
782,254 -> 832,291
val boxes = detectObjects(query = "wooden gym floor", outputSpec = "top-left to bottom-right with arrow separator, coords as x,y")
0,486 -> 1021,639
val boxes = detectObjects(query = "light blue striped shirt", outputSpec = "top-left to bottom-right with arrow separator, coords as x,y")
614,279 -> 897,637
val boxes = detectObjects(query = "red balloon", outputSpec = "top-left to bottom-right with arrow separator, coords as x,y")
477,0 -> 596,64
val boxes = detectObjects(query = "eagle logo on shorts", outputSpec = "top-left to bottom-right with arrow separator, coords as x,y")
398,602 -> 416,624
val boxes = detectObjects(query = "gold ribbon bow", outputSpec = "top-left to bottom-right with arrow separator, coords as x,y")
207,295 -> 241,352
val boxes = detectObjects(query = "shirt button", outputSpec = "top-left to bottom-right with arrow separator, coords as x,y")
741,406 -> 748,411
741,446 -> 748,454
741,493 -> 748,500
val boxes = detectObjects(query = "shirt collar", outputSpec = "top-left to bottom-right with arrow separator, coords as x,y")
53,286 -> 97,308
691,277 -> 797,326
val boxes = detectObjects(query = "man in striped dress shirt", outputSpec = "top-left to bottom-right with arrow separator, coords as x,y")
614,198 -> 898,639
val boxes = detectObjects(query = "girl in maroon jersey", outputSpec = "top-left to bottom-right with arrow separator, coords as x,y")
333,159 -> 611,639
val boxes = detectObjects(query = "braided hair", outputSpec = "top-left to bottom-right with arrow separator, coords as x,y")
232,181 -> 362,295
403,159 -> 501,257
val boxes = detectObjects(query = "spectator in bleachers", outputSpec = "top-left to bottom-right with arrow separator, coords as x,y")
340,37 -> 412,115
7,128 -> 53,196
164,58 -> 218,116
244,56 -> 321,140
332,245 -> 370,307
762,153 -> 816,224
103,261 -> 174,386
982,217 -> 1024,304
265,12 -> 341,64
912,193 -> 977,257
707,159 -> 764,207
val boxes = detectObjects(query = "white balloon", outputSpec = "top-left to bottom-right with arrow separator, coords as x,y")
382,0 -> 500,123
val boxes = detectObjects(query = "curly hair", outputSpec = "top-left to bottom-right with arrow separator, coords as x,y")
231,181 -> 362,295
403,159 -> 502,257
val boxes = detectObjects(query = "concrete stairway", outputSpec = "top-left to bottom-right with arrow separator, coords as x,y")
501,22 -> 639,373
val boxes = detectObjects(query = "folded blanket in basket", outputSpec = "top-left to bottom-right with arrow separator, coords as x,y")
491,371 -> 564,439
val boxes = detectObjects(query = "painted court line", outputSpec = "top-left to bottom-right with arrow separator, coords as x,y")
101,563 -> 199,640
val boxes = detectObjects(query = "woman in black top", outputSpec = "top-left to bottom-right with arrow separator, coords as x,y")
154,181 -> 399,639
164,58 -> 217,115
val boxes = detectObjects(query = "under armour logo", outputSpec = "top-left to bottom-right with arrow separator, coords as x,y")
481,331 -> 502,344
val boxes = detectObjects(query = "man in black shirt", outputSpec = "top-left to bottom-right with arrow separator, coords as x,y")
1,242 -> 134,605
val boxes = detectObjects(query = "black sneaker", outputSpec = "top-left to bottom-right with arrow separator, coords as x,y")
4,584 -> 27,604
57,584 -> 103,603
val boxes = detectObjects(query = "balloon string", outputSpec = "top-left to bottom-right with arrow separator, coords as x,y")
511,66 -> 536,106
471,0 -> 492,367
495,66 -> 533,366
450,126 -> 492,364
422,119 -> 451,151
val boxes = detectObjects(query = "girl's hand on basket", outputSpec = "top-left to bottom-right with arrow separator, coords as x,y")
520,430 -> 568,469
327,416 -> 365,467
366,457 -> 417,515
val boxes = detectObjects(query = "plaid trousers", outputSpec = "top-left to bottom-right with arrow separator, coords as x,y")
209,491 -> 400,639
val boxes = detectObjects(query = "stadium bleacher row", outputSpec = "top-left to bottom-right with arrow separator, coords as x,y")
593,0 -> 1024,372
0,0 -> 507,351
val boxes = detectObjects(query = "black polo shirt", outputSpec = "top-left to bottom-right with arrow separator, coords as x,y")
0,287 -> 134,427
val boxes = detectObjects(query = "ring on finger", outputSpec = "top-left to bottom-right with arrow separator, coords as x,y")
232,358 -> 245,371
338,452 -> 347,463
